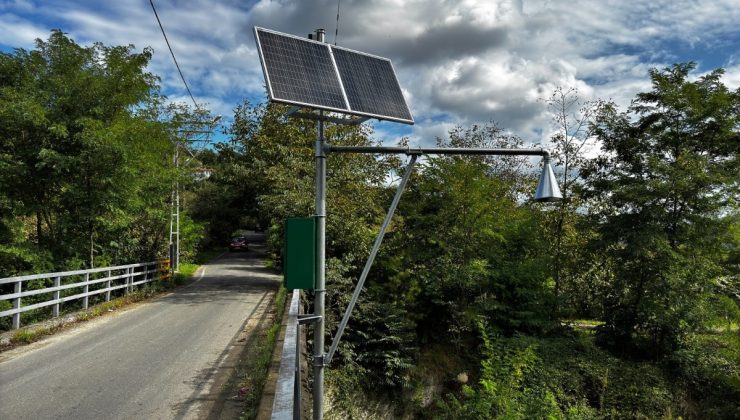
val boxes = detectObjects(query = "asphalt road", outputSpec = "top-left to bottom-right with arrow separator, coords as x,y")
0,234 -> 279,420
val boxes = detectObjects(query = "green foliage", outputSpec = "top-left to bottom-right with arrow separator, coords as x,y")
188,145 -> 261,247
342,298 -> 417,389
667,332 -> 740,417
176,213 -> 205,264
384,125 -> 553,341
224,99 -> 414,388
435,326 -> 740,419
0,30 -> 222,288
438,322 -> 562,420
225,100 -> 395,263
0,30 -> 187,277
543,87 -> 604,319
583,63 -> 739,352
706,295 -> 740,330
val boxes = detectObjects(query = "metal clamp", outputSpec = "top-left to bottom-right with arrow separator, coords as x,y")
298,314 -> 322,325
313,354 -> 325,367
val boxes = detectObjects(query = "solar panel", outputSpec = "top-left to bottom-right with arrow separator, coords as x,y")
254,27 -> 413,125
331,47 -> 413,123
255,28 -> 348,112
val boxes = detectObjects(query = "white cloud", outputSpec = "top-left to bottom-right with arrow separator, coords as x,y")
409,120 -> 458,147
722,64 -> 740,90
2,0 -> 738,147
246,0 -> 739,143
0,13 -> 48,47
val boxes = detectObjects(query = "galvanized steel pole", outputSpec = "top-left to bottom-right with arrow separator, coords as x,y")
313,28 -> 327,420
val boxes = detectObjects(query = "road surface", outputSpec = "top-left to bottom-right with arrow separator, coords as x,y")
0,234 -> 279,419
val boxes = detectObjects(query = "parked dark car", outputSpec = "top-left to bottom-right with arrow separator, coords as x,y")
229,236 -> 248,252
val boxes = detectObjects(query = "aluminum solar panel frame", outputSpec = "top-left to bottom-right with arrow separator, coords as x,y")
254,27 -> 414,125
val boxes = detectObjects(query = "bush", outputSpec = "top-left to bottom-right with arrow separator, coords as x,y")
667,333 -> 740,418
437,322 -> 562,419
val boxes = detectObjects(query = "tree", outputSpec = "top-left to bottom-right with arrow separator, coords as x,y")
382,123 -> 553,342
0,30 -> 183,274
583,63 -> 739,352
544,87 -> 603,318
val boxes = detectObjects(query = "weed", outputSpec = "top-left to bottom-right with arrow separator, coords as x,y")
174,263 -> 199,285
12,329 -> 38,343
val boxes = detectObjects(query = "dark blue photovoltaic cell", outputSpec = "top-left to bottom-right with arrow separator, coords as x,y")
254,27 -> 413,124
256,29 -> 347,110
331,47 -> 413,123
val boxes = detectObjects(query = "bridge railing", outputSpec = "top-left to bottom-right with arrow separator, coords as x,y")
272,289 -> 301,419
0,260 -> 171,330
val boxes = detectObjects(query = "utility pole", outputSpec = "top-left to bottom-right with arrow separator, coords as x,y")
169,143 -> 180,271
168,114 -> 221,272
312,28 -> 327,420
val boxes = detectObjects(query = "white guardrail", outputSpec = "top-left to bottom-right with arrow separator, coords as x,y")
0,261 -> 170,330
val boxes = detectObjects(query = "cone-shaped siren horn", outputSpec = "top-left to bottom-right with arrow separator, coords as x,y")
535,155 -> 563,202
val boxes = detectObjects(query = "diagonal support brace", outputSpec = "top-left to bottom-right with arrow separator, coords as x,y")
325,155 -> 417,364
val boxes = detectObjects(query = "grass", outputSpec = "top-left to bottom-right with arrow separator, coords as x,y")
170,247 -> 225,285
239,285 -> 288,420
173,263 -> 200,285
12,328 -> 43,344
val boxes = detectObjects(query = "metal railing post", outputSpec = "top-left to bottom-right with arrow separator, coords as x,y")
106,270 -> 112,302
82,273 -> 90,310
12,280 -> 21,329
53,276 -> 61,317
126,267 -> 132,294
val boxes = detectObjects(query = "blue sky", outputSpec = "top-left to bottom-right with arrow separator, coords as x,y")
2,0 -> 739,147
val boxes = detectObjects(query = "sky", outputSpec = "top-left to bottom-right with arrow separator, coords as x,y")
1,0 -> 739,147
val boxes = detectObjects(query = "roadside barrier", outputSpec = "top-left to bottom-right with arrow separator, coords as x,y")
0,260 -> 170,330
272,289 -> 301,419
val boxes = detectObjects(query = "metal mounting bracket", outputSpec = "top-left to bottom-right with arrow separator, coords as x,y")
298,314 -> 322,325
287,110 -> 370,126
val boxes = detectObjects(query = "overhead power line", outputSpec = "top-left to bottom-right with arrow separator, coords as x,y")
149,0 -> 198,108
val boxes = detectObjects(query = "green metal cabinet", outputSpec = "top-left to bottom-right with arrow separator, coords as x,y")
284,217 -> 316,290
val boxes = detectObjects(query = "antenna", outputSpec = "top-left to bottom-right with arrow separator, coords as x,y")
334,0 -> 341,45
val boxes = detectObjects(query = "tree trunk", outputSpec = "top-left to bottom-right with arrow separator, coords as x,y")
36,210 -> 42,244
90,229 -> 95,269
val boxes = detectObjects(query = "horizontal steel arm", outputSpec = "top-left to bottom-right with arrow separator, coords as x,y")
325,144 -> 550,158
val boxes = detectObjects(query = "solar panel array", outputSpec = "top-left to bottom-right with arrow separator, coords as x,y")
254,27 -> 413,125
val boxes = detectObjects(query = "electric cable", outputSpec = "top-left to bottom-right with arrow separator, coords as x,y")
149,0 -> 198,108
